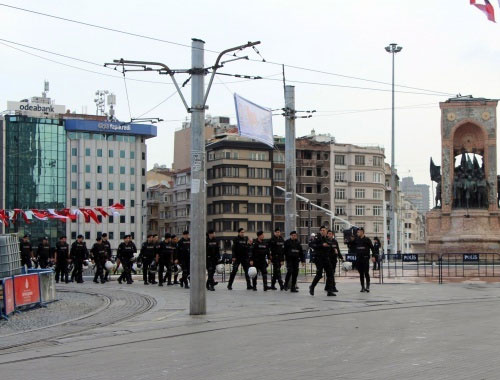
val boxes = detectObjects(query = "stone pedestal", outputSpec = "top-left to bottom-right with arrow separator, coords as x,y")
426,209 -> 500,253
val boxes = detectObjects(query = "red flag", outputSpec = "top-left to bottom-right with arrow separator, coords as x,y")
12,209 -> 31,223
0,210 -> 9,226
79,208 -> 91,223
57,208 -> 77,221
472,0 -> 496,22
31,209 -> 49,221
110,203 -> 125,210
95,207 -> 110,218
86,209 -> 101,224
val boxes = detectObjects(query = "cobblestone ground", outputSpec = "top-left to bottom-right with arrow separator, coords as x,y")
1,277 -> 500,379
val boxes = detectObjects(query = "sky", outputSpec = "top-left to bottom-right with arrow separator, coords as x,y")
1,0 -> 500,191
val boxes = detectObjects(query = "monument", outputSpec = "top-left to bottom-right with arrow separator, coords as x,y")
426,96 -> 500,253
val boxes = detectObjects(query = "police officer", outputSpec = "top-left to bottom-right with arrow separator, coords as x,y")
37,236 -> 52,269
250,231 -> 270,291
177,231 -> 191,289
269,228 -> 285,290
91,236 -> 107,284
353,227 -> 375,292
157,234 -> 171,287
55,236 -> 70,283
325,230 -> 343,293
20,234 -> 33,268
117,235 -> 135,284
372,237 -> 381,271
139,235 -> 157,285
206,230 -> 220,291
102,233 -> 112,281
169,235 -> 180,285
70,235 -> 89,284
227,228 -> 252,290
283,231 -> 305,292
309,226 -> 335,297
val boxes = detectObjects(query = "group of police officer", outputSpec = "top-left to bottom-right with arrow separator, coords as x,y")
19,225 -> 377,294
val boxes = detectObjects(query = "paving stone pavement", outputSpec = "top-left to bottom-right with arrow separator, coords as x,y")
1,278 -> 500,379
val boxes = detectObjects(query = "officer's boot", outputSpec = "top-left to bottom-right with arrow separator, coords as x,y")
252,276 -> 257,291
263,273 -> 269,291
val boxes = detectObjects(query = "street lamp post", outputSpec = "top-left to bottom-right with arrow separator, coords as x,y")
385,43 -> 402,254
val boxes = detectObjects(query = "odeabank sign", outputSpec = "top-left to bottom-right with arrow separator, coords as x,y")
7,101 -> 66,116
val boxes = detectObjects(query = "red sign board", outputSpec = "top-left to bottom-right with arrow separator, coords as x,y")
3,277 -> 14,315
13,274 -> 40,307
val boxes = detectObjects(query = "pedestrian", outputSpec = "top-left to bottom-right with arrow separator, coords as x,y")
324,230 -> 342,293
227,228 -> 252,290
353,227 -> 375,292
55,236 -> 70,283
19,234 -> 33,269
139,235 -> 157,285
269,228 -> 285,290
249,231 -> 270,291
91,236 -> 107,284
102,233 -> 112,281
37,236 -> 52,269
206,230 -> 220,291
373,237 -> 381,271
70,235 -> 89,284
176,231 -> 191,289
117,235 -> 135,284
157,234 -> 172,287
309,226 -> 335,297
283,231 -> 305,292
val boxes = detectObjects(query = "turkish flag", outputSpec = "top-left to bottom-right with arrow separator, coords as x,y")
472,0 -> 496,22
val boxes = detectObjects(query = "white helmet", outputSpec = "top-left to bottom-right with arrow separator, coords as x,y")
133,252 -> 139,259
247,266 -> 258,278
105,261 -> 114,271
216,263 -> 225,274
176,264 -> 183,274
132,263 -> 138,272
82,260 -> 89,270
310,233 -> 316,237
341,261 -> 352,272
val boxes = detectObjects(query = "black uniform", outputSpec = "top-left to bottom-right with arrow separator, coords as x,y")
117,241 -> 136,284
91,242 -> 107,283
176,237 -> 191,287
139,241 -> 157,284
102,239 -> 112,281
309,234 -> 334,295
157,240 -> 173,286
55,241 -> 70,283
269,235 -> 285,290
228,236 -> 252,289
284,238 -> 305,291
373,241 -> 381,270
206,237 -> 220,291
20,240 -> 33,268
250,239 -> 270,291
354,236 -> 374,291
70,240 -> 89,283
325,238 -> 342,291
164,241 -> 177,284
37,242 -> 52,269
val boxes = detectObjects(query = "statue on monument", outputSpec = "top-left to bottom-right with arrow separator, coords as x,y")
451,151 -> 488,209
430,157 -> 442,208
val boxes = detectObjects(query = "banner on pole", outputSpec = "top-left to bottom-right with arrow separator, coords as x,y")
234,93 -> 274,147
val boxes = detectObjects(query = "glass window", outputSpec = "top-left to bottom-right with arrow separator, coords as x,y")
85,198 -> 91,206
71,198 -> 77,206
97,198 -> 102,206
120,150 -> 126,158
120,166 -> 126,175
97,182 -> 102,190
108,198 -> 114,206
108,232 -> 114,240
85,181 -> 91,189
131,200 -> 135,207
373,189 -> 383,200
335,188 -> 346,200
97,165 -> 102,174
130,167 -> 135,175
97,149 -> 103,157
142,152 -> 145,160
334,155 -> 345,165
109,216 -> 114,223
109,150 -> 114,158
71,181 -> 77,189
120,199 -> 125,206
85,231 -> 90,240
131,216 -> 135,224
120,215 -> 125,223
355,205 -> 365,216
120,182 -> 125,191
142,184 -> 145,192
85,164 -> 91,173
373,205 -> 382,216
354,172 -> 365,182
355,189 -> 365,199
142,168 -> 146,176
130,151 -> 135,159
71,164 -> 77,173
85,148 -> 91,156
109,182 -> 114,190
355,155 -> 365,165
71,232 -> 77,240
108,166 -> 114,174
131,183 -> 135,191
120,232 -> 125,239
72,147 -> 77,156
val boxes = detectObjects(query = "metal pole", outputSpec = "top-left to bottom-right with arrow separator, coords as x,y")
284,85 -> 296,237
383,200 -> 388,258
390,50 -> 396,256
190,38 -> 206,315
308,201 -> 312,238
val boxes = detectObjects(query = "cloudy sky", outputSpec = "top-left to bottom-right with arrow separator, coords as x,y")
1,0 -> 499,191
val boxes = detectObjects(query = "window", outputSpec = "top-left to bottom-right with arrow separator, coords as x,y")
373,189 -> 383,200
374,223 -> 382,233
109,182 -> 114,190
247,221 -> 256,232
306,169 -> 313,176
335,205 -> 346,216
334,155 -> 345,165
335,188 -> 346,200
131,183 -> 135,191
97,198 -> 102,207
142,184 -> 145,192
120,199 -> 125,206
120,183 -> 126,191
85,148 -> 91,156
71,198 -> 77,206
97,165 -> 102,174
355,189 -> 365,199
85,198 -> 91,206
142,168 -> 146,176
97,215 -> 102,223
109,150 -> 114,158
273,152 -> 285,163
97,149 -> 102,157
355,205 -> 365,216
120,166 -> 126,175
108,198 -> 114,206
274,170 -> 284,181
264,221 -> 272,232
120,232 -> 125,239
85,181 -> 91,189
131,199 -> 135,207
373,172 -> 383,183
85,232 -> 90,240
264,204 -> 272,214
71,181 -> 77,190
335,172 -> 346,182
108,166 -> 114,174
97,182 -> 102,190
250,152 -> 266,161
305,186 -> 313,194
120,215 -> 126,223
354,172 -> 365,182
373,156 -> 383,167
130,167 -> 135,175
71,232 -> 77,240
373,205 -> 382,216
85,164 -> 91,173
72,147 -> 77,156
355,155 -> 365,165
275,204 -> 285,215
130,151 -> 135,159
71,164 -> 77,173
142,152 -> 146,160
119,150 -> 125,158
109,216 -> 114,223
405,223 -> 412,229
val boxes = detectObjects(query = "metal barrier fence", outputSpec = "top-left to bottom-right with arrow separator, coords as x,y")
0,234 -> 22,278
